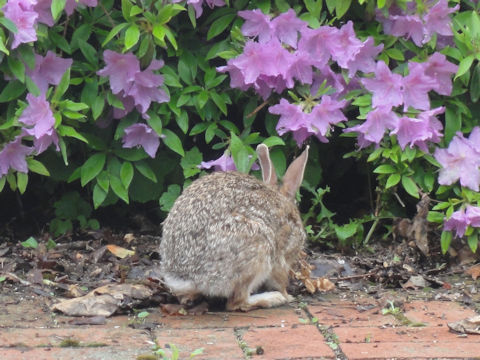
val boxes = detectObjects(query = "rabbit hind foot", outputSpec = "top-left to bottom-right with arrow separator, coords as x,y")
227,291 -> 289,312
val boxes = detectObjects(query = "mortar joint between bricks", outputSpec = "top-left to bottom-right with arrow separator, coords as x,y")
301,304 -> 348,360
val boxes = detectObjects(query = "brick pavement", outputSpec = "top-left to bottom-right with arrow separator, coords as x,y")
0,295 -> 479,359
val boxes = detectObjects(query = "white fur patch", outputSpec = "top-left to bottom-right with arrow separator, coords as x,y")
163,274 -> 196,295
247,291 -> 287,308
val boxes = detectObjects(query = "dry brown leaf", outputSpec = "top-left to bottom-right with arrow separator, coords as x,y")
106,244 -> 135,259
465,264 -> 480,280
315,277 -> 335,291
448,315 -> 480,334
123,233 -> 136,244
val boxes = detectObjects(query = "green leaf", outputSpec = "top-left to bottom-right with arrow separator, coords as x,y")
27,159 -> 50,176
17,172 -> 28,194
334,223 -> 358,242
146,112 -> 162,135
0,17 -> 17,34
468,232 -> 478,253
373,164 -> 396,174
444,105 -> 461,143
401,175 -> 419,198
124,24 -> 140,50
102,23 -> 129,47
470,63 -> 480,103
335,0 -> 352,18
134,161 -> 157,182
385,48 -> 404,61
58,125 -> 89,143
52,68 -> 70,102
0,80 -> 25,102
164,26 -> 178,50
0,36 -> 9,55
385,173 -> 401,188
97,171 -> 110,192
51,0 -> 66,20
92,96 -> 105,120
110,175 -> 129,203
455,55 -> 474,79
262,136 -> 285,148
130,5 -> 143,16
230,133 -> 249,173
159,184 -> 181,212
81,153 -> 106,186
8,56 -> 25,82
176,112 -> 189,134
163,129 -> 184,156
210,91 -> 227,115
207,14 -> 236,40
93,183 -> 108,209
440,231 -> 452,254
21,236 -> 38,249
120,161 -> 134,188
0,176 -> 6,192
121,0 -> 132,21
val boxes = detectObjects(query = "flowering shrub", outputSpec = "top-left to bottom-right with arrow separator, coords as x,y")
0,0 -> 479,253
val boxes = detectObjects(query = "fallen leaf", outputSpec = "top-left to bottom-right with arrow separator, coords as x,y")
448,315 -> 480,334
465,264 -> 480,280
106,244 -> 135,259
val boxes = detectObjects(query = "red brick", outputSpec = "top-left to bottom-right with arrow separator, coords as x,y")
403,300 -> 477,326
154,305 -> 304,329
341,341 -> 480,359
0,347 -> 152,360
241,325 -> 335,359
335,325 -> 471,343
308,303 -> 397,327
154,328 -> 244,360
0,327 -> 151,349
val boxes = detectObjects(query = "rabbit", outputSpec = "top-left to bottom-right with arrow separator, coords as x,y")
159,144 -> 309,311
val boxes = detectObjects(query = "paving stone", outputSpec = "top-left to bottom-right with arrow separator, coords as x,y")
403,300 -> 477,326
154,305 -> 305,329
308,303 -> 396,327
0,327 -> 152,349
154,327 -> 244,360
0,347 -> 152,360
341,341 -> 480,359
334,324 -> 474,343
241,324 -> 335,359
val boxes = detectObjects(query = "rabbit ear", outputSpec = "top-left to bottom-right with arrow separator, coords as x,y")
256,144 -> 278,186
280,146 -> 309,199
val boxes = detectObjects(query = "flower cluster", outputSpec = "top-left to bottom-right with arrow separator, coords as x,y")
219,10 -> 386,145
2,0 -> 97,48
377,0 -> 459,47
346,53 -> 457,150
97,50 -> 170,120
434,127 -> 480,191
444,205 -> 480,238
170,0 -> 225,18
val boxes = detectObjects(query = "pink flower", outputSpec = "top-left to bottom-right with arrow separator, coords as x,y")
297,26 -> 337,69
309,96 -> 347,139
238,9 -> 272,43
434,128 -> 480,191
177,0 -> 225,18
271,9 -> 307,48
345,107 -> 399,145
97,50 -> 140,95
389,14 -> 427,47
402,62 -> 437,111
328,21 -> 363,69
34,0 -> 54,26
361,61 -> 403,109
390,107 -> 444,151
125,60 -> 169,117
424,0 -> 459,37
18,94 -> 55,139
466,205 -> 480,228
444,208 -> 469,238
23,127 -> 59,154
0,136 -> 32,176
345,37 -> 384,77
422,52 -> 458,96
122,124 -> 161,158
199,153 -> 237,171
2,0 -> 38,48
26,51 -> 73,94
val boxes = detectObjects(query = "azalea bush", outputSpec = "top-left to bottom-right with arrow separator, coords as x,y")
0,0 -> 479,253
